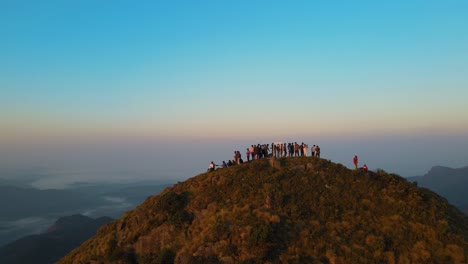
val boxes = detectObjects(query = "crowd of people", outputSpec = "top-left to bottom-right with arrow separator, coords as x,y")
254,142 -> 322,159
207,141 -> 322,172
208,144 -> 369,173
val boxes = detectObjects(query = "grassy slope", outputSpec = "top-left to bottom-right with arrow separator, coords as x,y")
59,157 -> 468,264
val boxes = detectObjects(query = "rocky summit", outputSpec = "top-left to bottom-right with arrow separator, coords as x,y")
59,157 -> 468,264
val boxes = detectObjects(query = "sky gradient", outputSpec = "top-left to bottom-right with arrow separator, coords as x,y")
1,1 -> 468,183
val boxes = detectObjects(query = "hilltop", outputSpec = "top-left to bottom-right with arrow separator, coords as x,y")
59,157 -> 468,263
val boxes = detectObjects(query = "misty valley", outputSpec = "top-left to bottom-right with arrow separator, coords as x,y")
0,172 -> 172,247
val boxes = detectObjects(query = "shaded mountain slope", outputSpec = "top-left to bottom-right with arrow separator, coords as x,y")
408,166 -> 468,210
0,214 -> 112,264
60,157 -> 468,264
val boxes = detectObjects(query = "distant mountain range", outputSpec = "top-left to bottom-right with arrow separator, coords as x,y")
0,214 -> 113,264
407,165 -> 468,214
0,181 -> 172,246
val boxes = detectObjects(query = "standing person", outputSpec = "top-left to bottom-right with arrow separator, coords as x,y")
294,142 -> 299,156
246,148 -> 251,162
316,146 -> 321,158
303,143 -> 308,156
353,155 -> 358,170
311,145 -> 316,157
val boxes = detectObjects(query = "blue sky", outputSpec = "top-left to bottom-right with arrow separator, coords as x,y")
1,1 -> 468,181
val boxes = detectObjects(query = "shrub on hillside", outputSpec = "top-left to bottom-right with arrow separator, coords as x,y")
155,191 -> 192,225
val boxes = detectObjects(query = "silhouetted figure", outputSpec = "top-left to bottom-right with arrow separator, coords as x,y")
353,155 -> 358,170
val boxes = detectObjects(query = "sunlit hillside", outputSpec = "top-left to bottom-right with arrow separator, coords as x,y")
59,157 -> 468,264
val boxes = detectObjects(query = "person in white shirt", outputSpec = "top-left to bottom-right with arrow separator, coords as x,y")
208,161 -> 216,172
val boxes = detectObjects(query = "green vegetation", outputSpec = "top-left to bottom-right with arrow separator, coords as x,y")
59,157 -> 468,264
155,191 -> 192,226
138,249 -> 176,264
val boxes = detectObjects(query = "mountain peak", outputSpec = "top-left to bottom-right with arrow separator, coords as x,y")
425,165 -> 468,177
59,157 -> 468,263
426,165 -> 455,175
47,214 -> 94,234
